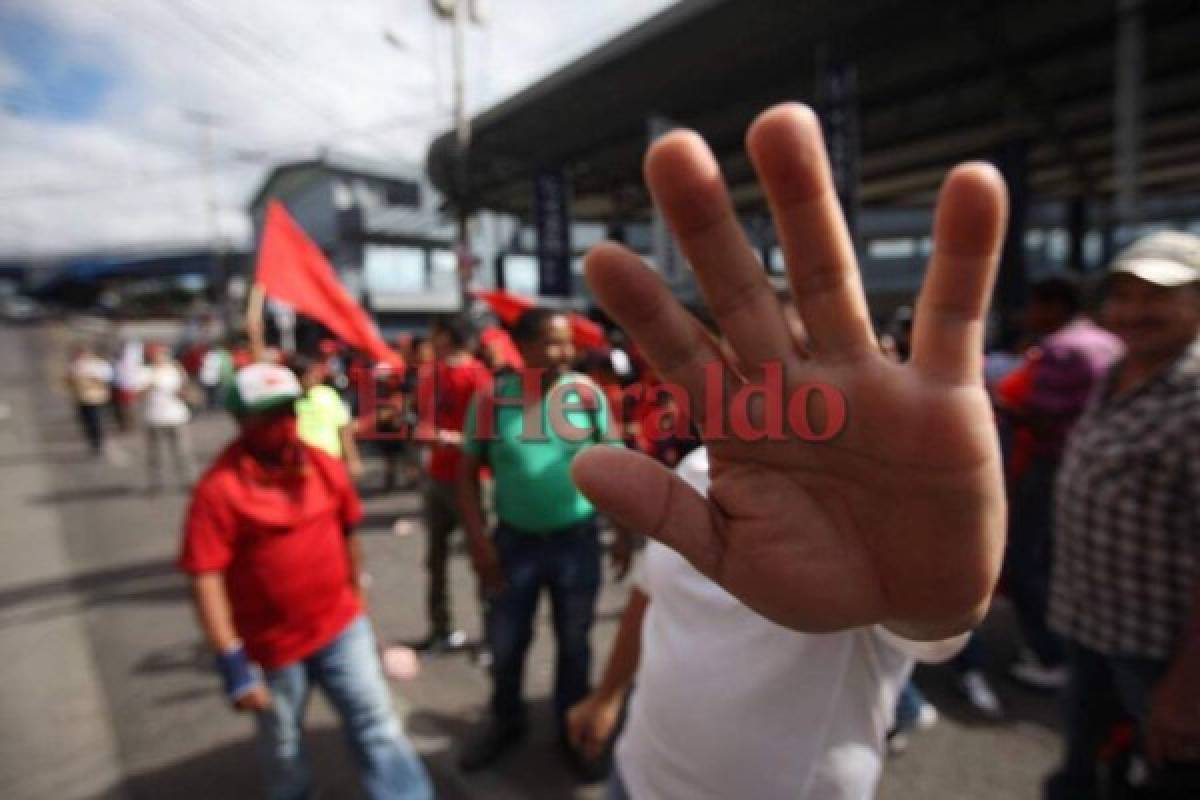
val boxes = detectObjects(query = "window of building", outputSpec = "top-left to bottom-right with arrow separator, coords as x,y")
364,244 -> 425,293
867,238 -> 916,259
430,249 -> 457,291
504,254 -> 538,295
1046,228 -> 1068,264
385,180 -> 421,208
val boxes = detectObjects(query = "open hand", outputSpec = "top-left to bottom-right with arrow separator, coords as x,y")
571,104 -> 1008,640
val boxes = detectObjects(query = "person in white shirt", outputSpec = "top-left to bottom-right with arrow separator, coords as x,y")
561,104 -> 1009,797
140,343 -> 196,491
112,336 -> 144,432
570,447 -> 964,799
66,343 -> 114,455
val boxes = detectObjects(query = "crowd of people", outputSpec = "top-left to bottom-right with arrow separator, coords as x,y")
60,105 -> 1200,799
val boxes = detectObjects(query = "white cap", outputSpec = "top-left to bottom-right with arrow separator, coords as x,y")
1109,231 -> 1200,287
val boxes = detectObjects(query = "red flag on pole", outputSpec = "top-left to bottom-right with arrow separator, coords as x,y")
255,201 -> 405,369
474,289 -> 607,350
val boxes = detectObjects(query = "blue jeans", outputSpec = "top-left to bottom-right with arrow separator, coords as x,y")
1045,641 -> 1200,799
486,518 -> 601,729
893,679 -> 927,730
255,616 -> 432,800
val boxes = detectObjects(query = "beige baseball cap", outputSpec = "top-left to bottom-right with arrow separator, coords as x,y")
1109,230 -> 1200,287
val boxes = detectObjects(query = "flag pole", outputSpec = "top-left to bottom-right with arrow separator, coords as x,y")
246,282 -> 267,362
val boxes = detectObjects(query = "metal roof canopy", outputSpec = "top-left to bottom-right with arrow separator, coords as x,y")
427,0 -> 1200,221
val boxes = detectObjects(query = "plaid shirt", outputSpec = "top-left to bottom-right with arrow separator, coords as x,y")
1049,336 -> 1200,660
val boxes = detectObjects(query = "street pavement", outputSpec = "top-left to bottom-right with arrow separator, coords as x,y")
0,322 -> 1062,799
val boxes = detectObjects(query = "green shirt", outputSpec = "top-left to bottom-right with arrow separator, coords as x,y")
463,371 -> 619,533
296,384 -> 350,458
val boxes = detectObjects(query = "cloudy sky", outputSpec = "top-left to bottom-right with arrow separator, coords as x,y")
0,0 -> 676,259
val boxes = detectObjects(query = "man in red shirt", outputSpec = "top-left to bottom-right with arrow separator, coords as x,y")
413,314 -> 492,651
178,363 -> 431,800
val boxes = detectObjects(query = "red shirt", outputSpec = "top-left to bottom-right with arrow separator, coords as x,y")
417,356 -> 492,482
996,356 -> 1038,482
178,440 -> 364,670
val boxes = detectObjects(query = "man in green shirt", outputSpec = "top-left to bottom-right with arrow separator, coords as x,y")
456,308 -> 628,774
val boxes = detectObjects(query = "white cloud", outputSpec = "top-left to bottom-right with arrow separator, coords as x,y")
0,0 -> 676,258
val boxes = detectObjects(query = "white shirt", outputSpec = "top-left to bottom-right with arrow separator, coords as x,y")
114,340 -> 144,391
616,447 -> 964,800
140,363 -> 190,427
198,349 -> 223,387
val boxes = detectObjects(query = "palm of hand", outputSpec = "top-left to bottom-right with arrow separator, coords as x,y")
573,104 -> 1009,638
704,358 -> 1004,634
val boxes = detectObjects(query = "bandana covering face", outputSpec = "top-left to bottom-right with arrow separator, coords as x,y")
238,412 -> 307,483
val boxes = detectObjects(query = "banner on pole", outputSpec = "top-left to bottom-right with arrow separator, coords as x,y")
818,61 -> 860,238
533,169 -> 572,296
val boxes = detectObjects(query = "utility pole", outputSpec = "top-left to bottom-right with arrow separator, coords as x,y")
431,0 -> 482,308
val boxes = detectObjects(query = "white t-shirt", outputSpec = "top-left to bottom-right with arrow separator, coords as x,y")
114,340 -> 144,391
615,447 -> 964,800
140,363 -> 190,427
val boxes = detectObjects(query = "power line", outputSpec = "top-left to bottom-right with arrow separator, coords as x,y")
162,0 -> 349,128
0,107 -> 449,202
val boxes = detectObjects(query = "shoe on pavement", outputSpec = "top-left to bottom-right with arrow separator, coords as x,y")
915,702 -> 938,731
458,720 -> 526,772
959,670 -> 1004,718
1009,659 -> 1069,691
414,629 -> 468,653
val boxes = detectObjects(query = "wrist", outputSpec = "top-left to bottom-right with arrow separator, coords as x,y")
592,683 -> 628,707
215,642 -> 263,702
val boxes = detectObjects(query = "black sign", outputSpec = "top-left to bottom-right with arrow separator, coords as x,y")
533,169 -> 572,296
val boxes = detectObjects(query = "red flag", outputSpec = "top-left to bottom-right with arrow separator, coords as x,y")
480,325 -> 524,369
256,201 -> 404,369
474,290 -> 607,351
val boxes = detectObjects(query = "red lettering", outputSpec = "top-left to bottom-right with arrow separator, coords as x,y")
787,382 -> 847,442
729,362 -> 785,442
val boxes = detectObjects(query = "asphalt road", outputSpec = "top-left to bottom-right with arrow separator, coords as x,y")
0,322 -> 1062,799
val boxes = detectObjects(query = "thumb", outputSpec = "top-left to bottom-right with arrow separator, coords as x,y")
572,446 -> 724,580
